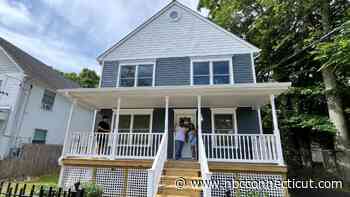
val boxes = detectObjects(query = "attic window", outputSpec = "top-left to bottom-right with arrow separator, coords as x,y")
169,10 -> 180,21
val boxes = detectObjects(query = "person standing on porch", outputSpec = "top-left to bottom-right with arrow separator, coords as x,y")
175,120 -> 186,160
188,123 -> 197,160
96,116 -> 110,154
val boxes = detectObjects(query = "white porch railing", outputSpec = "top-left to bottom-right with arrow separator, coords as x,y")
202,133 -> 280,163
147,132 -> 168,197
63,132 -> 163,159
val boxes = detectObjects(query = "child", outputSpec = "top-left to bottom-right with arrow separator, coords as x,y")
188,123 -> 197,160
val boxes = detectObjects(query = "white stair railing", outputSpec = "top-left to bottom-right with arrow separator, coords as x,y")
198,132 -> 212,197
202,133 -> 279,163
147,132 -> 168,197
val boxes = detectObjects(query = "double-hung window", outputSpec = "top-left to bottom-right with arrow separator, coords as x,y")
118,64 -> 155,87
211,108 -> 238,147
115,110 -> 153,146
0,109 -> 9,133
32,129 -> 48,144
192,59 -> 232,85
116,110 -> 153,133
41,89 -> 56,111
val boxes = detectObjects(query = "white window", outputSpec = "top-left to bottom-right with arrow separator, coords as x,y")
191,58 -> 233,85
41,89 -> 56,111
118,63 -> 155,87
0,109 -> 10,133
211,108 -> 238,134
32,129 -> 48,144
114,109 -> 153,133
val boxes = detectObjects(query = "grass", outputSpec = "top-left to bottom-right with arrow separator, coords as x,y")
1,173 -> 59,194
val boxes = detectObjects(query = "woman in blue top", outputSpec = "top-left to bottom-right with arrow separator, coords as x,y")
188,123 -> 197,160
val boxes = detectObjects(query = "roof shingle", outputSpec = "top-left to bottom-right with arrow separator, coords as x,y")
0,37 -> 80,90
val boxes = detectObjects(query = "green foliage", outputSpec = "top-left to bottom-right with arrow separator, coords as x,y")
313,21 -> 350,73
82,182 -> 103,197
63,69 -> 100,88
199,0 -> 349,134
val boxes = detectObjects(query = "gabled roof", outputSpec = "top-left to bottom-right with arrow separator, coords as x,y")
97,0 -> 260,62
0,37 -> 80,90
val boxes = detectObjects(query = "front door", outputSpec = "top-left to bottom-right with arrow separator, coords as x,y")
174,110 -> 196,159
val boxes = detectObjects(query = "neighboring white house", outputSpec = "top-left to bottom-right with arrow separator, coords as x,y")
0,37 -> 94,159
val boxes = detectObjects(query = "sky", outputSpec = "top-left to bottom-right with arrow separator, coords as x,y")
0,0 -> 205,74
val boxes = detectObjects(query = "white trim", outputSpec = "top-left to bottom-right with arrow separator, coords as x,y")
173,109 -> 197,115
250,53 -> 257,83
112,108 -> 154,133
190,57 -> 233,85
117,62 -> 156,88
257,107 -> 263,134
0,46 -> 24,73
211,108 -> 237,134
114,109 -> 154,114
97,1 -> 259,61
98,60 -> 104,88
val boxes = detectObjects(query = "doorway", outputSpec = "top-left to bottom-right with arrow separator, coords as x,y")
173,109 -> 196,160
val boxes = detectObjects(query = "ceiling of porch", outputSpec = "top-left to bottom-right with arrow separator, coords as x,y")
59,83 -> 291,109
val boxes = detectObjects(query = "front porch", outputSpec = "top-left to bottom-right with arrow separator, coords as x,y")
58,83 -> 290,197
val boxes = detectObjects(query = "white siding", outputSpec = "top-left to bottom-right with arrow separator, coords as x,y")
0,47 -> 20,73
104,4 -> 255,61
19,85 -> 94,145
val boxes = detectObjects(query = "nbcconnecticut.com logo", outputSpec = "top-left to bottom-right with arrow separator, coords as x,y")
174,177 -> 343,191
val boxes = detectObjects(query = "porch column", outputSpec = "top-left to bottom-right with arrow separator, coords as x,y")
197,96 -> 202,136
270,95 -> 284,165
62,98 -> 76,156
111,97 -> 121,159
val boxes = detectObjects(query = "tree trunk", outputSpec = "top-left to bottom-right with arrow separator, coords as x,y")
320,0 -> 350,183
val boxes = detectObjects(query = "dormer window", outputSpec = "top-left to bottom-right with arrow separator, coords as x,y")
118,63 -> 155,87
191,58 -> 233,85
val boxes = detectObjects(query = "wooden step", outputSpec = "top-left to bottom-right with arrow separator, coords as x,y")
163,168 -> 200,176
157,185 -> 202,197
160,175 -> 201,186
165,160 -> 200,169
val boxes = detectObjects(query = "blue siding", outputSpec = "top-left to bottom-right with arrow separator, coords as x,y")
236,107 -> 260,134
101,61 -> 118,87
155,57 -> 191,86
232,54 -> 255,83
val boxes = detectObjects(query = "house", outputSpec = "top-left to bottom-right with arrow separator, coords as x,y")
0,37 -> 94,159
57,1 -> 291,197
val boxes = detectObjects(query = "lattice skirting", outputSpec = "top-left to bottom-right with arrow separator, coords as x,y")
211,172 -> 285,197
61,166 -> 148,197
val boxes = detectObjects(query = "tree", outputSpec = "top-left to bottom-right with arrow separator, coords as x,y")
63,69 -> 100,88
199,0 -> 350,182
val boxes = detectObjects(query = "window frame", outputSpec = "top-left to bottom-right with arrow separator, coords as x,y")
211,108 -> 238,148
0,108 -> 10,133
112,109 -> 153,133
41,89 -> 56,111
32,128 -> 48,144
117,62 -> 156,88
190,57 -> 234,86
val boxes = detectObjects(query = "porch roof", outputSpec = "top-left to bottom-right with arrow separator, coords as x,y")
59,82 -> 291,109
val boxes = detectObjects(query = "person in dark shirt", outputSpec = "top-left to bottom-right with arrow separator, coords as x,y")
97,116 -> 110,133
96,116 -> 110,154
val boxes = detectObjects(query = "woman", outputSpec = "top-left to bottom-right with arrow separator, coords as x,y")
175,120 -> 186,160
188,123 -> 197,160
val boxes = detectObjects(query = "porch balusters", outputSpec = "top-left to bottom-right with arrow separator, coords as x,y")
270,94 -> 284,165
